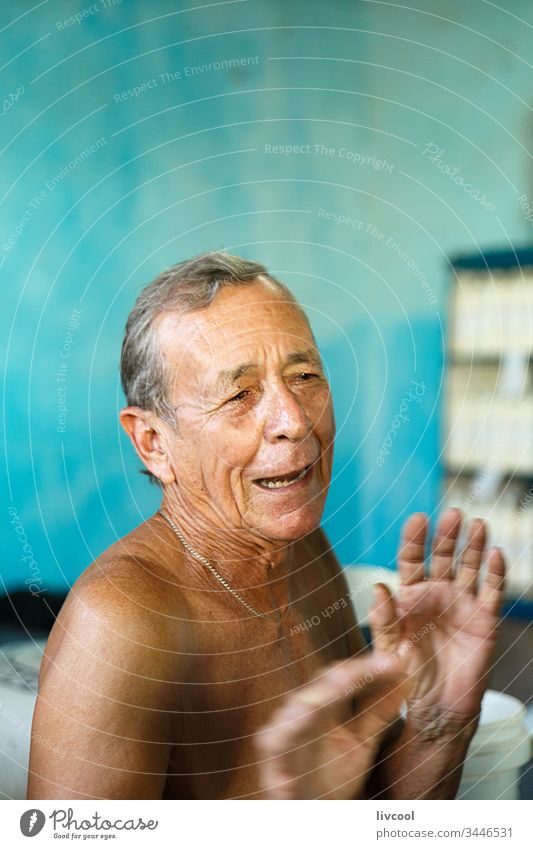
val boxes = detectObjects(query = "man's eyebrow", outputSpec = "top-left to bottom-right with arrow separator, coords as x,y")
285,349 -> 323,368
213,363 -> 256,393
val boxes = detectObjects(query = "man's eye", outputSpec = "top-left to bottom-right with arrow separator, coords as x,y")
227,389 -> 250,404
296,372 -> 317,381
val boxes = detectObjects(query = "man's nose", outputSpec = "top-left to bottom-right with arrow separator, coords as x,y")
262,384 -> 312,443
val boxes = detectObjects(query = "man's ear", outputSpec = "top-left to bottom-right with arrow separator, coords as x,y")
119,406 -> 176,484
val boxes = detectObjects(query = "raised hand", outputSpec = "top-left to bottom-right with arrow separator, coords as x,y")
254,652 -> 412,799
370,508 -> 506,727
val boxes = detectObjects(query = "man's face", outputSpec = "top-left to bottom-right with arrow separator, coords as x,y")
157,279 -> 335,542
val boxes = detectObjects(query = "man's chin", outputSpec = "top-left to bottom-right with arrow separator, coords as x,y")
254,507 -> 324,543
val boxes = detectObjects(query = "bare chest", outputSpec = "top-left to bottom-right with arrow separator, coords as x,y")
164,599 -> 349,798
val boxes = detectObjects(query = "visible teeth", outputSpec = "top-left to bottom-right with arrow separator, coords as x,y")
258,466 -> 309,489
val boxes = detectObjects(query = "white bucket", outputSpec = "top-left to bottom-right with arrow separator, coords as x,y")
458,690 -> 532,800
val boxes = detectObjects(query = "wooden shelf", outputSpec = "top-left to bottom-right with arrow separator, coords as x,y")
443,249 -> 533,610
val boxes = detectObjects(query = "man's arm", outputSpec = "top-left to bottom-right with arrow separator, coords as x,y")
367,707 -> 478,799
27,570 -> 181,799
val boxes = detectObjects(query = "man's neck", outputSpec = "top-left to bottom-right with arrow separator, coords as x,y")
159,491 -> 295,604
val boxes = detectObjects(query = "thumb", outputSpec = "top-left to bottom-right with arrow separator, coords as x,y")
368,583 -> 401,653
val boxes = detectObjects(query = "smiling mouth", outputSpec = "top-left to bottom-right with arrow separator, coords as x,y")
254,464 -> 313,490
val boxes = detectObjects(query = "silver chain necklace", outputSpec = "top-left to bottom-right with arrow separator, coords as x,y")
158,509 -> 289,621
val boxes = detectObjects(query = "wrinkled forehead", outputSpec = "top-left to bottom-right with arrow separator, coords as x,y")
156,282 -> 317,378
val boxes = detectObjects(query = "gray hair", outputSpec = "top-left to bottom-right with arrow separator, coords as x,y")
120,251 -> 303,486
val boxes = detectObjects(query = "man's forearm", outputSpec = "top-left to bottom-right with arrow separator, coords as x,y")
367,708 -> 480,800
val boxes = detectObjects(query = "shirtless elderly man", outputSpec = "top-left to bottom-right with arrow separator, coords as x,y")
28,252 -> 505,800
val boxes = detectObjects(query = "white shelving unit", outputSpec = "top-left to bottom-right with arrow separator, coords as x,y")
443,254 -> 533,602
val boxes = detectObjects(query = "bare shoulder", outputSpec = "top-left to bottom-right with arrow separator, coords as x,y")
40,514 -> 188,684
78,510 -> 189,609
27,516 -> 188,799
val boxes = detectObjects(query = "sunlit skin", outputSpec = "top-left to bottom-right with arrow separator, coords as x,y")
26,275 -> 506,800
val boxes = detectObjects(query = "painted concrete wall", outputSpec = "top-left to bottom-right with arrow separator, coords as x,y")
3,0 -> 533,592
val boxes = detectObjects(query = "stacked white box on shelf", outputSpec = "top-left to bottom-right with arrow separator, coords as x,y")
446,365 -> 533,474
451,270 -> 533,357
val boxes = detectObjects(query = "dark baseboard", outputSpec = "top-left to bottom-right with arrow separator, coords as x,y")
0,590 -> 67,641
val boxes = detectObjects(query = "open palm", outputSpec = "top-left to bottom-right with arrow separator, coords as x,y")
370,509 -> 506,723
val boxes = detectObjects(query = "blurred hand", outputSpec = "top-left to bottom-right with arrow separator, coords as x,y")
254,651 -> 412,799
370,508 -> 506,729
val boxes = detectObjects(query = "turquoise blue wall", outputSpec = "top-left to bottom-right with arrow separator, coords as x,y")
3,0 -> 533,592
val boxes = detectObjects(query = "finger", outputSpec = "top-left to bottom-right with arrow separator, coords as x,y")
256,653 -> 406,755
255,663 -> 350,758
397,513 -> 428,585
395,581 -> 440,618
429,507 -> 463,581
298,653 -> 407,717
255,654 -> 409,799
368,583 -> 401,653
258,677 -> 403,802
349,665 -> 410,735
258,756 -> 297,800
456,518 -> 486,593
324,672 -> 411,800
478,547 -> 506,613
